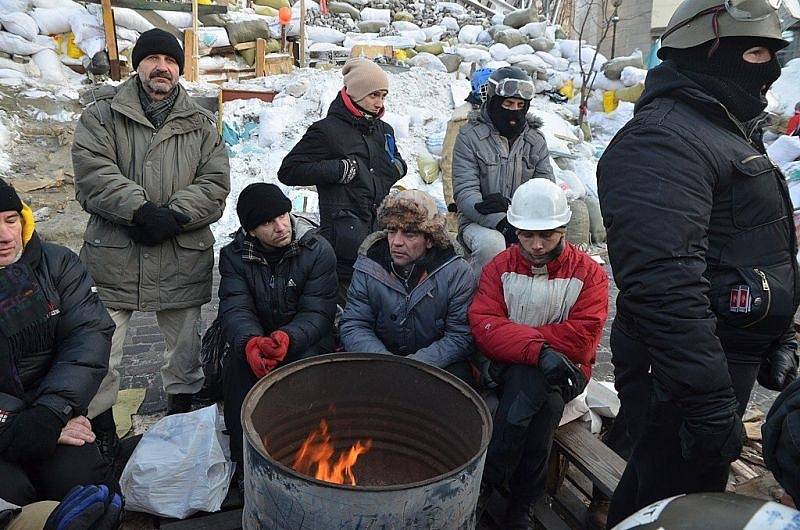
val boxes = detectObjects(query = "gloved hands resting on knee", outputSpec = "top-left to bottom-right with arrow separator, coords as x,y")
495,217 -> 518,247
44,485 -> 123,530
679,398 -> 745,466
129,201 -> 191,246
1,405 -> 63,462
245,330 -> 291,378
537,345 -> 587,403
475,193 -> 511,215
758,328 -> 799,391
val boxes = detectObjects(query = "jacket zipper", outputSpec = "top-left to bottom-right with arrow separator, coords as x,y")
743,268 -> 771,328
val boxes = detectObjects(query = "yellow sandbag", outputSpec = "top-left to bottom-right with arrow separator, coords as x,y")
254,0 -> 289,9
254,4 -> 279,16
394,49 -> 407,61
603,90 -> 619,113
66,32 -> 82,59
615,83 -> 644,103
559,79 -> 574,99
417,153 -> 440,185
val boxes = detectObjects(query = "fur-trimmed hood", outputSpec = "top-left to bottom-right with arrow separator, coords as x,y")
357,229 -> 465,258
376,191 -> 450,249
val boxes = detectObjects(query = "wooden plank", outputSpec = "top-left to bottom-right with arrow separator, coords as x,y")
255,38 -> 266,77
191,0 -> 199,79
83,0 -> 227,14
553,422 -> 625,498
299,0 -> 306,67
183,28 -> 197,81
101,0 -> 121,81
160,509 -> 243,530
137,10 -> 181,39
264,53 -> 293,75
220,88 -> 278,103
550,480 -> 590,529
233,42 -> 257,51
350,44 -> 393,59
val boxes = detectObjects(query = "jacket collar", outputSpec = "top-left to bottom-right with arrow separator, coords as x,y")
513,239 -> 575,276
109,76 -> 211,133
470,106 -> 543,142
232,214 -> 316,264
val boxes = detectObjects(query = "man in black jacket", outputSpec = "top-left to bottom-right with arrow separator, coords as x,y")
218,183 -> 338,483
0,179 -> 116,504
599,0 -> 800,525
278,58 -> 406,303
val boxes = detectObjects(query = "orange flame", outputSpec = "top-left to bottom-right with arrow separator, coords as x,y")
291,419 -> 372,485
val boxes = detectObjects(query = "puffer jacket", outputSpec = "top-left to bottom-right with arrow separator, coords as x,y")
278,92 -> 407,282
72,76 -> 230,311
598,61 -> 799,415
468,242 -> 608,380
762,376 -> 800,502
452,106 -> 554,233
340,231 -> 476,368
441,102 -> 475,208
218,215 -> 338,361
0,232 -> 114,424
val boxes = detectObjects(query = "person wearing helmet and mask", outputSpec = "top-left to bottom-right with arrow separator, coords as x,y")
597,0 -> 800,526
440,68 -> 495,226
452,67 -> 555,275
469,180 -> 609,528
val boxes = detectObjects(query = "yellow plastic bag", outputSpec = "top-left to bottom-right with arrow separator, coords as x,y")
394,49 -> 407,61
417,153 -> 440,185
66,32 -> 83,59
603,90 -> 619,113
559,79 -> 574,100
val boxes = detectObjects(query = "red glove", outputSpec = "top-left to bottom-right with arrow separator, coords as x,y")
245,336 -> 277,378
265,330 -> 290,361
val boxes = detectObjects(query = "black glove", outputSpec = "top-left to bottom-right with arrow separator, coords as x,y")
538,345 -> 588,403
758,334 -> 799,391
129,202 -> 190,246
3,405 -> 63,462
339,159 -> 358,184
495,217 -> 518,247
475,193 -> 511,215
679,406 -> 745,465
44,485 -> 123,530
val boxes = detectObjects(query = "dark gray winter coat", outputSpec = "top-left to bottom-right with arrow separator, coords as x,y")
340,231 -> 476,368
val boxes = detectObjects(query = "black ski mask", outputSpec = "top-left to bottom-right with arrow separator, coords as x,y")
664,37 -> 782,122
487,96 -> 530,140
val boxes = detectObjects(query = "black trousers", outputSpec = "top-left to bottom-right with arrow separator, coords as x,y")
482,364 -> 565,505
0,443 -> 115,505
606,326 -> 760,528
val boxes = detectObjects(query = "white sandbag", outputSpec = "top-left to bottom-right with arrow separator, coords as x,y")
0,69 -> 26,79
620,65 -> 647,87
77,36 -> 105,58
115,26 -> 140,44
0,31 -> 45,55
591,71 -> 625,92
30,8 -> 73,35
360,7 -> 390,24
32,48 -> 64,83
31,0 -> 84,9
573,158 -> 599,198
558,169 -> 587,200
454,46 -> 491,64
536,50 -> 569,70
422,25 -> 445,42
308,42 -> 345,52
767,135 -> 800,166
0,56 -> 39,75
382,111 -> 410,139
477,30 -> 494,44
154,11 -> 193,28
520,21 -> 546,39
458,24 -> 482,44
197,26 -> 229,49
558,39 -> 580,60
377,35 -> 416,49
491,13 -> 505,25
392,21 -> 420,32
580,47 -> 607,71
508,44 -> 533,56
440,16 -> 459,32
306,25 -> 345,44
33,34 -> 55,49
111,7 -> 154,32
409,51 -> 447,73
489,42 -> 509,61
69,11 -> 103,42
548,45 -> 562,58
507,53 -> 547,69
400,29 -> 426,45
486,60 -> 511,69
0,13 -> 38,41
435,2 -> 466,16
0,0 -> 29,12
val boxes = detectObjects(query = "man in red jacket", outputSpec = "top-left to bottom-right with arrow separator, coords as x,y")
787,102 -> 800,136
469,179 -> 609,528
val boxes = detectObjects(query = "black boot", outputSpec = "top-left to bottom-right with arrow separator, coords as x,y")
503,498 -> 534,530
166,393 -> 193,415
92,408 -> 119,459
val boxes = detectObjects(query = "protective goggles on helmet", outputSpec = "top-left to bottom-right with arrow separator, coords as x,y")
488,77 -> 535,101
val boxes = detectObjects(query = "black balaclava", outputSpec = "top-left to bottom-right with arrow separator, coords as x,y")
664,36 -> 782,122
487,96 -> 530,141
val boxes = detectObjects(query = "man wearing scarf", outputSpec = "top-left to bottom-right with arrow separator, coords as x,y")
278,58 -> 407,306
0,179 -> 116,504
72,28 -> 230,453
598,0 -> 799,525
452,66 -> 554,276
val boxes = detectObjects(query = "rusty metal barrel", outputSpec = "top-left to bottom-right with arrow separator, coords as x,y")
241,353 -> 492,530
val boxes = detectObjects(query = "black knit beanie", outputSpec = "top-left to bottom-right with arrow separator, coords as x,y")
0,179 -> 22,213
236,183 -> 292,232
132,29 -> 185,74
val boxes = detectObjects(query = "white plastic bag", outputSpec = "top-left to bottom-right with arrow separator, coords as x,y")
30,8 -> 74,35
0,13 -> 39,41
0,31 -> 45,55
120,405 -> 234,519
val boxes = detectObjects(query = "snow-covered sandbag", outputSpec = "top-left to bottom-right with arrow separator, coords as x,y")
530,37 -> 555,52
309,42 -> 345,52
392,21 -> 420,32
494,29 -> 527,48
0,0 -> 29,12
376,35 -> 416,49
115,26 -> 140,44
0,69 -> 26,79
32,34 -> 55,49
0,13 -> 38,41
154,11 -> 193,28
558,169 -> 587,199
306,25 -> 345,44
558,39 -> 580,60
620,66 -> 647,87
453,46 -> 491,64
440,16 -> 459,32
548,45 -> 562,58
32,48 -> 64,83
507,53 -> 546,69
508,44 -> 534,56
590,71 -> 625,92
400,29 -> 426,45
112,7 -> 154,32
357,20 -> 387,33
439,53 -> 461,73
573,158 -> 598,197
520,21 -> 546,39
458,24 -> 482,44
579,47 -> 607,71
476,30 -> 493,44
486,60 -> 511,69
0,56 -> 39,75
534,79 -> 552,93
768,135 -> 800,166
409,51 -> 447,73
503,7 -> 537,29
0,31 -> 45,55
360,7 -> 390,24
602,49 -> 644,80
435,2 -> 466,16
491,13 -> 505,25
30,8 -> 73,35
536,51 -> 569,70
70,11 -> 103,42
77,36 -> 106,58
259,106 -> 286,148
382,111 -> 410,139
489,42 -> 509,61
422,25 -> 445,42
32,0 -> 84,9
329,1 -> 360,19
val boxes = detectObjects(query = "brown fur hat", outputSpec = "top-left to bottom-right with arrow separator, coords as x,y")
377,190 -> 449,248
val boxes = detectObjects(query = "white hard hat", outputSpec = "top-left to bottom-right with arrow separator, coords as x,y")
507,179 -> 571,231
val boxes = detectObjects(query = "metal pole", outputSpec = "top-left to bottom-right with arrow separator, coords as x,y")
610,5 -> 619,59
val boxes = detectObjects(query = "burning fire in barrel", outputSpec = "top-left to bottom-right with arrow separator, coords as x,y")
241,353 -> 492,529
